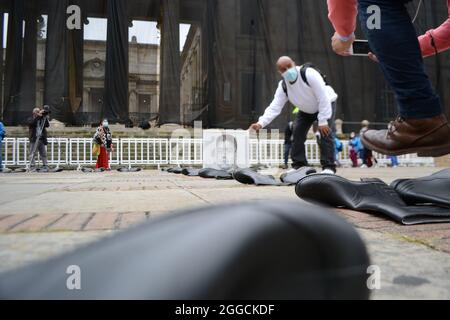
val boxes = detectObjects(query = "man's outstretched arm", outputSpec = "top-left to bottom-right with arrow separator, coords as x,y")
249,82 -> 288,131
419,0 -> 450,57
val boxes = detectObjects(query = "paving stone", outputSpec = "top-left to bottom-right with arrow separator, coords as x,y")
46,213 -> 94,232
119,212 -> 148,228
0,168 -> 450,299
0,214 -> 37,232
83,213 -> 121,231
8,214 -> 65,233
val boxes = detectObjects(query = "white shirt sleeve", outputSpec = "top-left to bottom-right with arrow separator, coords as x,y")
306,68 -> 333,126
257,81 -> 289,128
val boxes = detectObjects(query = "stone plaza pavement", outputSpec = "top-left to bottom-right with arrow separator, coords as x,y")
0,167 -> 449,299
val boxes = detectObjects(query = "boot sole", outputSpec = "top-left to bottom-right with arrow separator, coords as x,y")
360,135 -> 450,158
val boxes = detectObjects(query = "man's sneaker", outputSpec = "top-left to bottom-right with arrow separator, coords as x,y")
321,169 -> 336,175
361,114 -> 450,157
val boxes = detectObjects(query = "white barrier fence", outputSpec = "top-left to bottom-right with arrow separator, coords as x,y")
1,137 -> 435,168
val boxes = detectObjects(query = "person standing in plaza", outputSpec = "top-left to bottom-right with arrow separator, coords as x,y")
349,132 -> 359,167
94,119 -> 114,170
0,120 -> 5,172
28,107 -> 50,171
249,56 -> 338,174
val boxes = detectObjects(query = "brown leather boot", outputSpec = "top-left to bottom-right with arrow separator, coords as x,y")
361,114 -> 450,157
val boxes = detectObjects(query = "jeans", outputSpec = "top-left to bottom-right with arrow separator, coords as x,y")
390,156 -> 399,167
0,140 -> 3,169
360,148 -> 374,167
358,0 -> 442,119
29,140 -> 48,168
284,143 -> 292,166
291,102 -> 337,171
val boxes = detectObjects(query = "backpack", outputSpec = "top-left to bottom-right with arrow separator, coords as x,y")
282,63 -> 329,96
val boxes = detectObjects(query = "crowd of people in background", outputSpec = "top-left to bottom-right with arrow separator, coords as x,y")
284,119 -> 400,169
0,108 -> 115,173
0,120 -> 5,172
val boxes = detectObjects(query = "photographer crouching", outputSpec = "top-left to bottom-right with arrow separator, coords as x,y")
27,106 -> 51,172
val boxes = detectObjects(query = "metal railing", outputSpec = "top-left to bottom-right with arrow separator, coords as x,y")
69,138 -> 120,168
169,138 -> 203,166
120,138 -> 169,166
1,137 -> 435,169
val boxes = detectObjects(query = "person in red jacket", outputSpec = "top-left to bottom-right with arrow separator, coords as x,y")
94,119 -> 114,170
327,0 -> 450,157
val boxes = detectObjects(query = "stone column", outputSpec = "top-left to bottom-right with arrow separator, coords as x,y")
0,13 -> 3,118
158,0 -> 181,124
44,0 -> 71,123
17,2 -> 38,122
103,0 -> 129,123
3,0 -> 24,125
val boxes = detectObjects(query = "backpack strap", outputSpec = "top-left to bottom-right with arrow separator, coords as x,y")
300,62 -> 329,87
282,64 -> 314,88
300,64 -> 310,86
282,63 -> 328,94
282,80 -> 288,97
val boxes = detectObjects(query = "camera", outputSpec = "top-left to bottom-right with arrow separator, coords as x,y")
42,105 -> 51,116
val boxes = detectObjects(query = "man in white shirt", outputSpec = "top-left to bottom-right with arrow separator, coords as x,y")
249,56 -> 338,174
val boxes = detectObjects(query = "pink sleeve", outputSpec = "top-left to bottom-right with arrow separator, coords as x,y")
418,0 -> 450,57
327,0 -> 358,38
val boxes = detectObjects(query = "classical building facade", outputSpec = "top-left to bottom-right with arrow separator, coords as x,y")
35,37 -> 159,126
180,25 -> 204,125
1,0 -> 448,131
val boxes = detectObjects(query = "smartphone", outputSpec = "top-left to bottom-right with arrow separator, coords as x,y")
350,40 -> 371,56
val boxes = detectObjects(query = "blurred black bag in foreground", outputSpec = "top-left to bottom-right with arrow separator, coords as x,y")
0,201 -> 370,300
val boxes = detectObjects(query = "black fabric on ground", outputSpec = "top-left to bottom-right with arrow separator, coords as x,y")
35,168 -> 64,173
80,167 -> 105,173
181,168 -> 201,176
0,201 -> 370,299
103,0 -> 129,123
117,167 -> 142,173
391,169 -> 450,207
166,167 -> 183,174
199,168 -> 233,180
233,168 -> 286,186
296,174 -> 450,225
280,167 -> 317,185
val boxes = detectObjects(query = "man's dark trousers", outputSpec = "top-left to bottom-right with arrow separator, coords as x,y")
358,0 -> 442,119
291,102 -> 336,171
284,143 -> 292,166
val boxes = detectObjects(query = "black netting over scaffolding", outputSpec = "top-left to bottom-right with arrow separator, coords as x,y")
0,0 -> 448,131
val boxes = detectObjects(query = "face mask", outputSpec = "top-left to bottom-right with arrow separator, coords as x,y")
102,122 -> 109,128
283,67 -> 298,83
